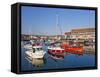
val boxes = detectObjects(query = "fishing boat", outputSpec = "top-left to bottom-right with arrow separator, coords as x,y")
25,45 -> 46,59
48,46 -> 65,59
61,42 -> 83,55
47,14 -> 65,59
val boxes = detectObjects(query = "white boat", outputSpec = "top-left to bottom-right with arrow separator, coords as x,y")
24,40 -> 35,50
30,40 -> 35,44
25,46 -> 46,59
24,44 -> 32,50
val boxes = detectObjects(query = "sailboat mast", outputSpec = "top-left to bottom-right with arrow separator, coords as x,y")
56,13 -> 62,40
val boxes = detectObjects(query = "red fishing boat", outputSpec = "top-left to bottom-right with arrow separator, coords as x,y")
61,42 -> 83,55
48,46 -> 65,59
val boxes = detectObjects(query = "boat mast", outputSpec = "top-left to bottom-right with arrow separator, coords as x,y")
28,27 -> 33,40
56,13 -> 62,41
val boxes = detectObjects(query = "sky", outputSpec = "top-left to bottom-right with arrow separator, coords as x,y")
21,6 -> 95,35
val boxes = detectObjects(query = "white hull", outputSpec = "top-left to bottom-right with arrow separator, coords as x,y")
48,46 -> 64,50
25,50 -> 46,59
24,44 -> 32,49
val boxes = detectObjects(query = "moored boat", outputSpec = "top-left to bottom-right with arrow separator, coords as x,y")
24,44 -> 32,50
61,42 -> 83,55
25,45 -> 46,59
48,46 -> 65,59
46,14 -> 66,59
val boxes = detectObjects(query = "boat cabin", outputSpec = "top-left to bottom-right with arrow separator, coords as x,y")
32,46 -> 44,53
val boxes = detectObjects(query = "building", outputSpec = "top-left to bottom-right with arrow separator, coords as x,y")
64,32 -> 71,39
65,28 -> 95,41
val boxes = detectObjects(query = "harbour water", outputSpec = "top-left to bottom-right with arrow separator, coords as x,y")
21,41 -> 95,71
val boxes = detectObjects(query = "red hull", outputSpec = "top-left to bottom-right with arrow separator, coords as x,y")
61,44 -> 83,55
48,49 -> 65,58
65,47 -> 83,55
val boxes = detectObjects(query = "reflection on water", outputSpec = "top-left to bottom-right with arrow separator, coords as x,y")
25,56 -> 45,67
21,41 -> 95,71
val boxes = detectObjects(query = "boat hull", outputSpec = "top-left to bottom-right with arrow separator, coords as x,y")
25,51 -> 46,59
48,47 -> 65,59
65,47 -> 83,55
61,44 -> 83,55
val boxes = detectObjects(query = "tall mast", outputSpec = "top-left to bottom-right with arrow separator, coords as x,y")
56,13 -> 62,40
